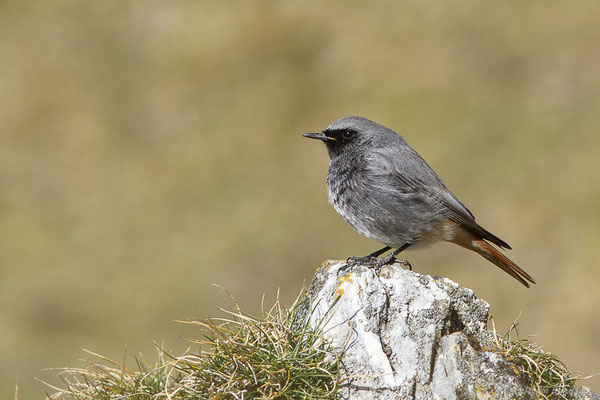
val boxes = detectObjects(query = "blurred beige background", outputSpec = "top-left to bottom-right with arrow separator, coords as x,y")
1,1 -> 599,399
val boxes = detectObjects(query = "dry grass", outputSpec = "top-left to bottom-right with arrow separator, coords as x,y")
490,316 -> 580,399
42,289 -> 342,400
41,349 -> 175,400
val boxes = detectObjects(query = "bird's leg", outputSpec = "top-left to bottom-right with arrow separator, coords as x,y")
346,246 -> 391,265
374,243 -> 412,272
367,246 -> 393,258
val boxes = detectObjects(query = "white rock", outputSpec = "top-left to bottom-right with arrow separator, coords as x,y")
304,260 -> 597,400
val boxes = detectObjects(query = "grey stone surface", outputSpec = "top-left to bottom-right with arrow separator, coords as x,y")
306,260 -> 597,400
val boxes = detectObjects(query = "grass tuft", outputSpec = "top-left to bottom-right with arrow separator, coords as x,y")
40,347 -> 177,400
42,288 -> 342,400
490,316 -> 579,400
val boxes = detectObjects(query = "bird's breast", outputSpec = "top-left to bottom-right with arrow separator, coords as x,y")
326,164 -> 372,234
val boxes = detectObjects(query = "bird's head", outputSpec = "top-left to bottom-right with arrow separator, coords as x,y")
303,116 -> 397,159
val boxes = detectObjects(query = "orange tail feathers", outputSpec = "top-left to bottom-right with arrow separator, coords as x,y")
452,229 -> 535,287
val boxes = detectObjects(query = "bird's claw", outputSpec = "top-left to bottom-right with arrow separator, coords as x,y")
342,254 -> 412,274
339,256 -> 379,272
346,255 -> 380,265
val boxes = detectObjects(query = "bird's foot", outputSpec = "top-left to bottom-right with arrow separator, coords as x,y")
342,254 -> 412,274
395,258 -> 412,271
372,254 -> 412,274
339,255 -> 379,273
346,255 -> 381,266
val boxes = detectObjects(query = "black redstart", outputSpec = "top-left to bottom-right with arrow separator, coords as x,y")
304,116 -> 535,287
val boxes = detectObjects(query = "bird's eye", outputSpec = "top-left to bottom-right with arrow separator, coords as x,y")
342,130 -> 354,139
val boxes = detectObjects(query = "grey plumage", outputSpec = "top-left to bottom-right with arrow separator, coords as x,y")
304,116 -> 535,287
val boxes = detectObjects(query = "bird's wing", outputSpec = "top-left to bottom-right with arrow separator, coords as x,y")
367,149 -> 511,249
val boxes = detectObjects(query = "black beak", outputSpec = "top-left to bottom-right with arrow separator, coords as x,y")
302,132 -> 336,142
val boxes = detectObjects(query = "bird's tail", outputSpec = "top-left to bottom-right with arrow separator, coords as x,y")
452,228 -> 535,288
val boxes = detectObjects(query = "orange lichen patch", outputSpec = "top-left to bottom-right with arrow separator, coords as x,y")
474,386 -> 496,398
338,273 -> 353,284
334,273 -> 353,299
509,365 -> 520,376
316,260 -> 337,272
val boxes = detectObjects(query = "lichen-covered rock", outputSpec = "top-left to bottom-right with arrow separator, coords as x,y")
306,260 -> 598,400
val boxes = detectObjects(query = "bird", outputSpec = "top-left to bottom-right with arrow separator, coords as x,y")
303,116 -> 535,287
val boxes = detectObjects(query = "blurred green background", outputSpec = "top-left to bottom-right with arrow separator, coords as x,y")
2,1 -> 599,399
